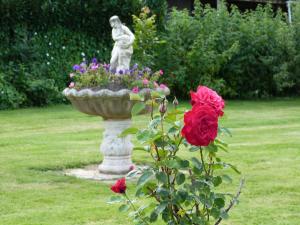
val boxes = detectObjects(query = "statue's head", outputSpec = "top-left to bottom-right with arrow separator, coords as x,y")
109,16 -> 121,29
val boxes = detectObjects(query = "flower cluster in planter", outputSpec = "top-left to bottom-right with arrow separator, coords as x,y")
108,86 -> 244,225
67,58 -> 167,92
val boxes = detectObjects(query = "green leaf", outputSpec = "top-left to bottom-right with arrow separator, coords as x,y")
133,146 -> 150,152
156,172 -> 168,184
214,138 -> 228,152
150,211 -> 158,222
189,146 -> 199,152
165,159 -> 180,169
176,173 -> 185,185
221,174 -> 233,183
107,195 -> 123,204
130,93 -> 143,101
220,210 -> 229,219
191,157 -> 203,170
119,127 -> 139,137
178,159 -> 190,168
214,198 -> 225,209
211,207 -> 221,219
212,176 -> 222,187
227,163 -> 241,174
131,102 -> 146,116
119,204 -> 130,212
218,127 -> 232,137
155,202 -> 168,214
137,171 -> 153,187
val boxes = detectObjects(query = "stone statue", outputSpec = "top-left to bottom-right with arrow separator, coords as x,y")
109,16 -> 135,73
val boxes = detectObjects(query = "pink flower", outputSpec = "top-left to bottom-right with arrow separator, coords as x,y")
153,82 -> 159,88
160,84 -> 168,89
91,64 -> 99,70
132,86 -> 139,93
69,73 -> 75,78
143,79 -> 149,86
159,69 -> 164,75
190,86 -> 225,117
69,82 -> 75,88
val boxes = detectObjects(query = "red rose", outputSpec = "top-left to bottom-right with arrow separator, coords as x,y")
111,178 -> 126,194
181,104 -> 218,146
190,86 -> 225,117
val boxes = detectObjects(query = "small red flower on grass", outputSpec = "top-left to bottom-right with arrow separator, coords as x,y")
111,178 -> 126,194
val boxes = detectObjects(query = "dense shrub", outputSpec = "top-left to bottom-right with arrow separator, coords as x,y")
156,1 -> 300,99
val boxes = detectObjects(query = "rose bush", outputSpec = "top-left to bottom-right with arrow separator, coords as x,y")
108,86 -> 244,225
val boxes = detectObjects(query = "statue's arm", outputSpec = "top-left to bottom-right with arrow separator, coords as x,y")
122,25 -> 135,45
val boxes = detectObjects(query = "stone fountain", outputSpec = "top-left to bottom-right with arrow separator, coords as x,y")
63,16 -> 169,179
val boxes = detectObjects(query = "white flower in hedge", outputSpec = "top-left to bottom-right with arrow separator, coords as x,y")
34,32 -> 37,36
49,42 -> 52,46
81,52 -> 85,57
62,46 -> 66,50
46,53 -> 49,57
47,62 -> 50,65
82,58 -> 86,62
44,35 -> 47,38
51,57 -> 54,60
96,50 -> 100,53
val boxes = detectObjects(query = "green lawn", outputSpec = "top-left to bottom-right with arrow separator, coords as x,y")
0,99 -> 300,225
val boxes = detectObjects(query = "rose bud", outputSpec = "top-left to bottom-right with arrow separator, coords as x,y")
173,97 -> 179,106
159,101 -> 167,115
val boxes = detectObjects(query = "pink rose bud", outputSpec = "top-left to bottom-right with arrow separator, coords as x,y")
159,69 -> 164,75
159,102 -> 167,115
129,165 -> 135,171
160,84 -> 168,89
69,73 -> 75,78
153,82 -> 159,88
69,82 -> 75,88
132,86 -> 139,93
143,79 -> 149,86
173,97 -> 179,106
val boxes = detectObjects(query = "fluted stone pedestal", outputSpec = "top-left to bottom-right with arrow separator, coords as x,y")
98,119 -> 133,175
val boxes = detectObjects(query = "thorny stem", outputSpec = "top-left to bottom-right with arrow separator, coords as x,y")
124,194 -> 150,225
214,179 -> 245,225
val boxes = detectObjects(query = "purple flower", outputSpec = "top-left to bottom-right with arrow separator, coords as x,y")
73,64 -> 81,71
79,68 -> 86,73
92,58 -> 98,64
110,68 -> 116,74
143,67 -> 151,73
118,69 -> 123,75
132,63 -> 138,70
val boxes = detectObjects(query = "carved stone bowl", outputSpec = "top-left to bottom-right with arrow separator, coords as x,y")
63,87 -> 170,120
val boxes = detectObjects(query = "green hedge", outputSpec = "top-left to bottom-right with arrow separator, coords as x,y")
0,0 -> 147,109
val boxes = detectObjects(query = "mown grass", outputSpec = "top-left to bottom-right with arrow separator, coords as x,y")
0,99 -> 300,225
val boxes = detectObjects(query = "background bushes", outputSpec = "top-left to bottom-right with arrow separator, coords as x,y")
0,0 -> 300,109
155,1 -> 300,99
